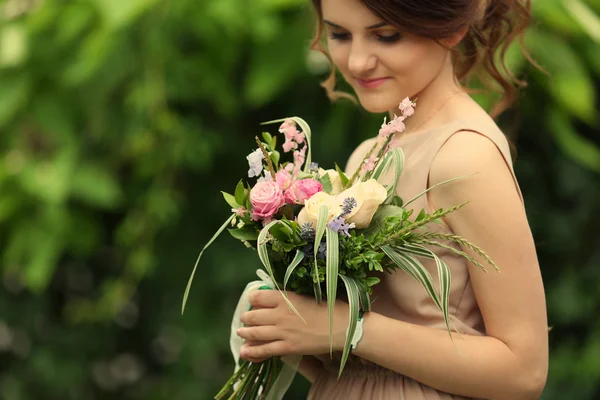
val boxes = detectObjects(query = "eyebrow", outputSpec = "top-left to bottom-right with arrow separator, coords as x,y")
323,20 -> 389,30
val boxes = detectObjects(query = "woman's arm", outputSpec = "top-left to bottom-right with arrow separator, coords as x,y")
353,131 -> 548,399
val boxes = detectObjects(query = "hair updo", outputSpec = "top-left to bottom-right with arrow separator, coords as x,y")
310,0 -> 534,118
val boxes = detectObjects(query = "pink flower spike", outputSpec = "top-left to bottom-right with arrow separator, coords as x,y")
279,119 -> 296,133
283,125 -> 300,142
292,145 -> 307,177
399,97 -> 415,117
282,139 -> 298,153
361,156 -> 378,173
389,114 -> 406,133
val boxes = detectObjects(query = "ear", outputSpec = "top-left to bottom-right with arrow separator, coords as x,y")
442,25 -> 469,47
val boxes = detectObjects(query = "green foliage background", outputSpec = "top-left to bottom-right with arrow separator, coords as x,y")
0,0 -> 598,398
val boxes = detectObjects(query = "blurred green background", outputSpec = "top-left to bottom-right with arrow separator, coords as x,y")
0,0 -> 599,399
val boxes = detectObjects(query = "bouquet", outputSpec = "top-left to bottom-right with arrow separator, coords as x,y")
182,98 -> 498,400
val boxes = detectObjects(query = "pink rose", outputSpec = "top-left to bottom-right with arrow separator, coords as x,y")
275,169 -> 292,191
250,181 -> 285,220
285,178 -> 323,205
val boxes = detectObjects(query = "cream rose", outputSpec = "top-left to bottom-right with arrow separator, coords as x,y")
336,179 -> 387,229
297,191 -> 341,229
318,168 -> 344,195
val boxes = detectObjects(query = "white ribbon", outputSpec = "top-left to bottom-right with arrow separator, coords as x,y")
230,270 -> 302,400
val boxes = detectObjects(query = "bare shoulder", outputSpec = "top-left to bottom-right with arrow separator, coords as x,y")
430,130 -> 514,187
428,129 -> 521,211
344,137 -> 378,176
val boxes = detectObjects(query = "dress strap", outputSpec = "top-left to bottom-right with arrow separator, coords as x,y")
426,118 -> 523,204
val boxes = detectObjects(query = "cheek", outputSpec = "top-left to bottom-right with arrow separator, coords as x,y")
328,42 -> 350,75
393,43 -> 447,90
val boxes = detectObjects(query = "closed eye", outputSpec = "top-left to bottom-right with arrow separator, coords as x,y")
329,31 -> 402,44
330,32 -> 350,41
376,32 -> 402,43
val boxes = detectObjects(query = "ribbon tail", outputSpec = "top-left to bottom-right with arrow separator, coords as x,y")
229,270 -> 301,399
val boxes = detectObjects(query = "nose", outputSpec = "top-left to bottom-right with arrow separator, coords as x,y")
347,38 -> 377,77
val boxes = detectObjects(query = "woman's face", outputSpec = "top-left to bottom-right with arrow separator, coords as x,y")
321,0 -> 451,114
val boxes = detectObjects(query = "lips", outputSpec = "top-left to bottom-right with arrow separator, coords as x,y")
355,77 -> 389,89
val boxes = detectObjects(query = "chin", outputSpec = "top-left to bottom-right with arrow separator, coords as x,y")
356,93 -> 398,114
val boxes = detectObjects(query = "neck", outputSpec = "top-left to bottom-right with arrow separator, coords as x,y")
389,55 -> 462,133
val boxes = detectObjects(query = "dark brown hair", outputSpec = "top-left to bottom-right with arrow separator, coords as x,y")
310,0 -> 535,118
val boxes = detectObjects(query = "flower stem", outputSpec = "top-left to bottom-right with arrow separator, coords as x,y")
348,141 -> 378,187
255,136 -> 277,179
364,133 -> 396,181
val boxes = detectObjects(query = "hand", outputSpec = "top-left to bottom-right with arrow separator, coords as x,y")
237,290 -> 349,361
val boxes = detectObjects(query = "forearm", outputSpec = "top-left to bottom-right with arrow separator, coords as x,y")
353,312 -> 542,399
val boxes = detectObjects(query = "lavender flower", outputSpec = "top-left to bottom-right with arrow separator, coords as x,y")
327,216 -> 356,237
247,148 -> 264,178
341,197 -> 357,216
299,223 -> 315,241
308,162 -> 319,173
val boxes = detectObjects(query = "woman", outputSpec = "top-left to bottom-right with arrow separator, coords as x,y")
236,0 -> 549,398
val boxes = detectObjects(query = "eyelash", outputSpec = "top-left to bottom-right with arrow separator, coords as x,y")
329,32 -> 402,44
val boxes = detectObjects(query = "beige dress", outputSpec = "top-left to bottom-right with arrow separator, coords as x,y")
307,116 -> 522,400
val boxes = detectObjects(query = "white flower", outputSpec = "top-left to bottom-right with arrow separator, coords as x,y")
247,148 -> 264,178
335,179 -> 387,229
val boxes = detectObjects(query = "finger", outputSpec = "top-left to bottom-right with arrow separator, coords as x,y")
237,326 -> 282,342
240,309 -> 278,326
248,290 -> 280,308
240,341 -> 295,360
242,341 -> 271,363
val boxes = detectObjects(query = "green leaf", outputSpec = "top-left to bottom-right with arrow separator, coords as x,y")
234,180 -> 246,206
404,244 -> 453,339
262,131 -> 273,146
222,192 -> 240,209
392,196 -> 404,207
361,205 -> 405,237
319,173 -> 333,194
245,183 -> 252,210
325,227 -> 340,355
371,152 -> 393,181
338,275 -> 361,378
400,244 -> 456,336
381,245 -> 441,311
270,150 -> 280,168
385,148 -> 404,203
182,215 -> 235,314
415,209 -> 427,223
228,227 -> 259,241
365,277 -> 380,287
257,221 -> 306,322
269,221 -> 294,242
283,250 -> 305,292
312,205 -> 328,303
358,282 -> 372,312
335,163 -> 350,187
